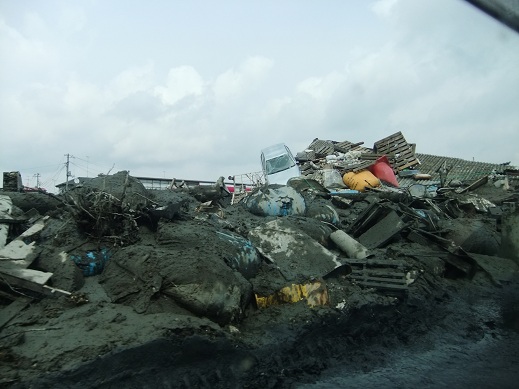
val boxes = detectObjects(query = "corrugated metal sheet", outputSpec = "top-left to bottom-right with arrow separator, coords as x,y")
397,153 -> 503,188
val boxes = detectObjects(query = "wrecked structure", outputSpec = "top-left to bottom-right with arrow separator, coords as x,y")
1,132 -> 519,388
2,172 -> 23,193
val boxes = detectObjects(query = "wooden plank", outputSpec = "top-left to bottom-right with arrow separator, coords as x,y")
0,218 -> 24,224
351,270 -> 407,278
394,154 -> 418,164
346,258 -> 407,267
456,175 -> 489,194
360,153 -> 397,160
394,150 -> 417,161
17,216 -> 48,239
334,141 -> 365,153
396,160 -> 421,171
382,145 -> 411,155
0,266 -> 53,294
350,275 -> 407,284
354,280 -> 408,290
375,145 -> 409,155
0,240 -> 40,262
352,161 -> 374,172
393,153 -> 418,164
0,259 -> 32,269
374,131 -> 404,146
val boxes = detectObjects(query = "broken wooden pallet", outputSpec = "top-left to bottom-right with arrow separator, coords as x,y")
333,141 -> 365,153
373,131 -> 419,171
346,258 -> 408,293
308,139 -> 335,158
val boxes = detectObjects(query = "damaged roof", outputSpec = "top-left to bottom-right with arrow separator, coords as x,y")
398,153 -> 506,187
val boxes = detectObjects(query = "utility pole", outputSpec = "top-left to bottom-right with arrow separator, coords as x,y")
33,173 -> 41,188
65,154 -> 73,191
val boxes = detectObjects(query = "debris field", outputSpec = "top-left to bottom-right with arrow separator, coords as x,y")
1,132 -> 519,388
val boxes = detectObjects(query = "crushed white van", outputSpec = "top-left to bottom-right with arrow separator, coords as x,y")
260,143 -> 301,185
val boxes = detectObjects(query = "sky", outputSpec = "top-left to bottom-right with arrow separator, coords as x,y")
1,0 -> 518,192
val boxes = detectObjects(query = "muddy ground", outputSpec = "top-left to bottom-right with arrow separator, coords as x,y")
1,171 -> 518,388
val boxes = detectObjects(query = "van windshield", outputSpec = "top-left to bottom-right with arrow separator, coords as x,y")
265,154 -> 295,175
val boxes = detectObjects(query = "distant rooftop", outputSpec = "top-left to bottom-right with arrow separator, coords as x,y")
397,153 -> 511,187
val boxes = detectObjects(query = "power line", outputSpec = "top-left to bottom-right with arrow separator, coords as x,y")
73,156 -> 111,174
39,164 -> 65,189
15,163 -> 65,172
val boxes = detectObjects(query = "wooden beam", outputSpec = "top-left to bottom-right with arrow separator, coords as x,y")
0,266 -> 53,295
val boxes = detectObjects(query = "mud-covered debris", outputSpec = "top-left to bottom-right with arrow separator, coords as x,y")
2,171 -> 22,192
248,218 -> 340,285
0,194 -> 13,247
244,186 -> 306,216
287,176 -> 330,198
1,148 -> 518,387
196,200 -> 225,219
330,230 -> 369,259
187,176 -> 231,203
306,203 -> 340,226
101,220 -> 253,325
63,171 -> 147,245
357,210 -> 408,249
466,253 -> 519,286
322,167 -> 347,189
346,258 -> 409,294
501,202 -> 519,264
216,230 -> 261,279
67,292 -> 89,305
255,280 -> 329,308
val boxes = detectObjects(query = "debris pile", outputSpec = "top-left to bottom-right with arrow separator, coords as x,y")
1,132 -> 519,387
295,131 -> 518,194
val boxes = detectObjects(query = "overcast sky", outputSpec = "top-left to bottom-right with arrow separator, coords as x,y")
1,0 -> 518,191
